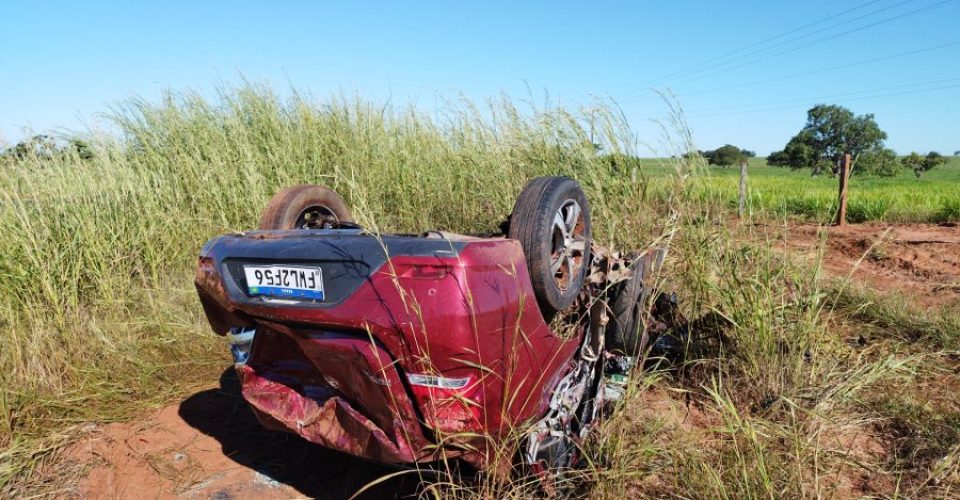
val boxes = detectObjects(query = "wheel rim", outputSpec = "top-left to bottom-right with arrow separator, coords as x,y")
549,199 -> 587,291
294,205 -> 338,229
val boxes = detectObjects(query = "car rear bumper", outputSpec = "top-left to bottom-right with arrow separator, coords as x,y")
237,324 -> 438,464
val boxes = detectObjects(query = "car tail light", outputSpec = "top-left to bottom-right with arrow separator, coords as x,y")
406,373 -> 471,390
406,373 -> 483,432
228,327 -> 256,366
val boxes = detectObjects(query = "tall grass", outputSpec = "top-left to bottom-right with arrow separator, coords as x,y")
0,83 -> 670,489
1,83 -> 957,497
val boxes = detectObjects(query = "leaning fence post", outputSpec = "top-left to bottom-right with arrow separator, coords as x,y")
738,159 -> 748,219
835,153 -> 851,226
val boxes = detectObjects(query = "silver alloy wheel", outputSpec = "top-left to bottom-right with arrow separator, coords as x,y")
550,199 -> 587,290
508,176 -> 592,317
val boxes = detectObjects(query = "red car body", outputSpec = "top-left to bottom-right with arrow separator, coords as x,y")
195,228 -> 584,468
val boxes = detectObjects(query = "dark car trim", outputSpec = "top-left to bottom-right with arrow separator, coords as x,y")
205,230 -> 469,308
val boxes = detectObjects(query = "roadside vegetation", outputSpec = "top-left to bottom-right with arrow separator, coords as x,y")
663,103 -> 960,224
1,83 -> 958,497
636,157 -> 960,223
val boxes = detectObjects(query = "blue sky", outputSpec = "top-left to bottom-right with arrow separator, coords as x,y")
2,0 -> 958,155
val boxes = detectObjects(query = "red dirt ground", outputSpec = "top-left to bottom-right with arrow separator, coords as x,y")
61,370 -> 414,499
779,222 -> 960,309
58,222 -> 960,499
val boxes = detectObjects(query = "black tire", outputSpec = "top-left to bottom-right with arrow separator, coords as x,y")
606,251 -> 662,356
259,184 -> 353,230
508,176 -> 591,319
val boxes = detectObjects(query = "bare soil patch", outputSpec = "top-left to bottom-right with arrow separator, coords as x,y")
61,369 -> 411,499
781,223 -> 960,308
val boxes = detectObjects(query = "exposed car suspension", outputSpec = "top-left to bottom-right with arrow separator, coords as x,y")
523,302 -> 604,471
522,245 -> 629,470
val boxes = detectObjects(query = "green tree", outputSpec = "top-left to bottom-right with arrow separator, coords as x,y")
902,151 -> 946,177
783,132 -> 818,169
766,150 -> 789,166
857,147 -> 900,177
776,104 -> 888,176
69,139 -> 95,160
0,134 -> 57,161
0,134 -> 95,165
704,144 -> 748,167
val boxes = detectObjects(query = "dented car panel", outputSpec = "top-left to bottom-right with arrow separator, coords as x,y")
195,229 -> 582,466
235,324 -> 438,464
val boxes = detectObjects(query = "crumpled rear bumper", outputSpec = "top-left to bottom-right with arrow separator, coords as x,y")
236,325 -> 438,464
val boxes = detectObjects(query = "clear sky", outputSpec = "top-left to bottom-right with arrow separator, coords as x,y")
2,0 -> 958,155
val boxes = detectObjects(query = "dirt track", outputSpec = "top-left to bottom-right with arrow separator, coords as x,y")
781,222 -> 960,308
59,223 -> 960,499
63,370 -> 412,499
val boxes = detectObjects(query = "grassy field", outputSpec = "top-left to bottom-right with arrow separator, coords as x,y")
637,156 -> 960,223
1,84 -> 958,497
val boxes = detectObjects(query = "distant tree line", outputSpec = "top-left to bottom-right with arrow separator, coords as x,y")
766,104 -> 946,178
684,144 -> 756,167
0,134 -> 94,165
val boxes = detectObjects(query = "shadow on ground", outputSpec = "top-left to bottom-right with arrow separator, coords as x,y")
178,368 -> 420,499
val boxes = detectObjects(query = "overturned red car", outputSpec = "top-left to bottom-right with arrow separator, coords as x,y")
194,177 -> 671,471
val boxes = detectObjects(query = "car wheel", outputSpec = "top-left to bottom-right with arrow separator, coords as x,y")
258,184 -> 353,230
605,251 -> 661,356
509,176 -> 591,319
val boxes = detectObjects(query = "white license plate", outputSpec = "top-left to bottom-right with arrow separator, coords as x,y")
243,265 -> 324,300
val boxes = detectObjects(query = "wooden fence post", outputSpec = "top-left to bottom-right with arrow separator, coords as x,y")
738,159 -> 748,219
835,153 -> 851,226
